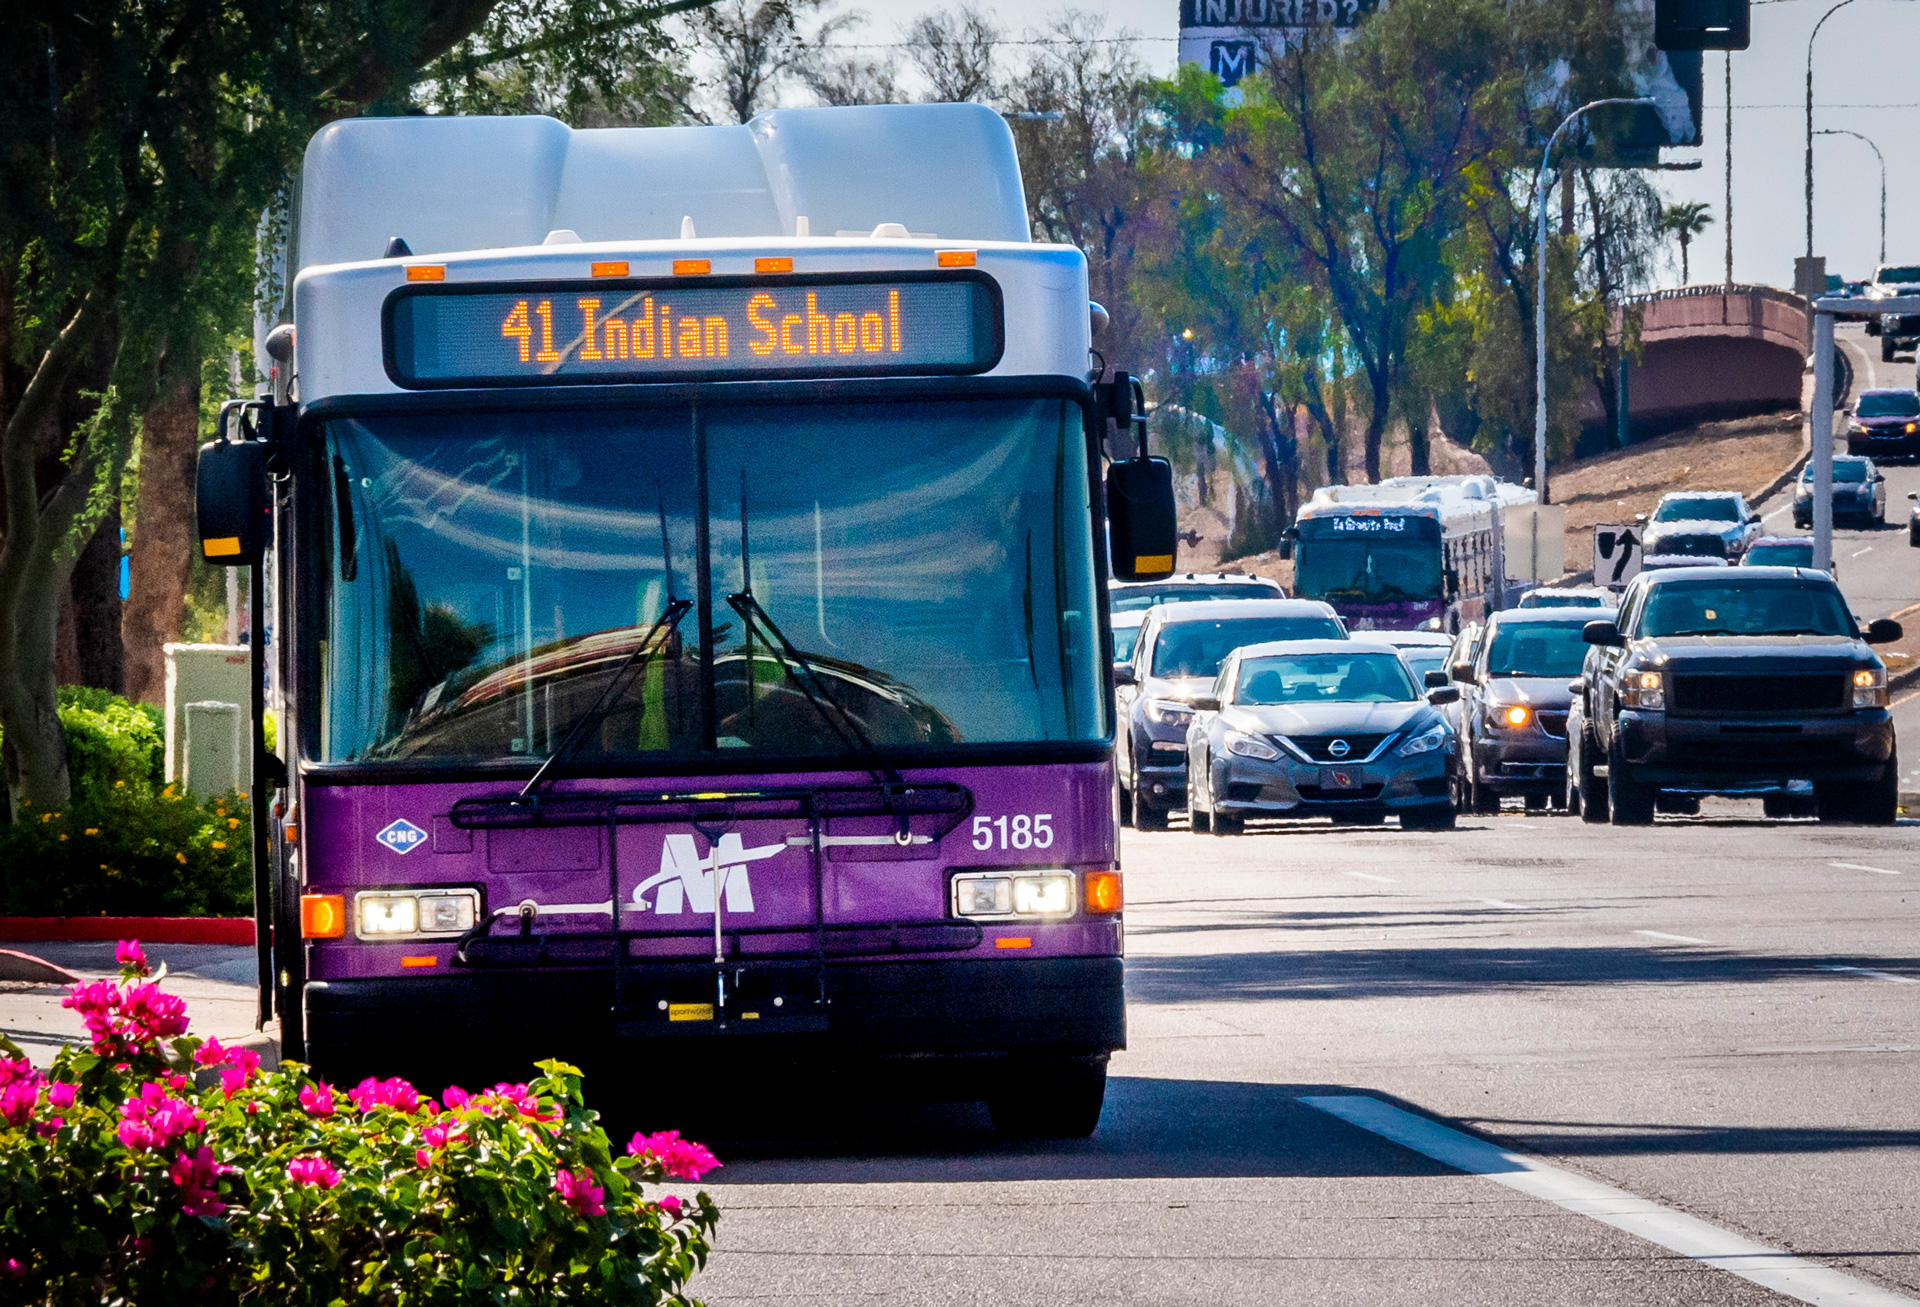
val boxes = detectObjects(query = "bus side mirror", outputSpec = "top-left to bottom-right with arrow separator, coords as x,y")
1279,525 -> 1298,561
197,435 -> 270,567
1107,456 -> 1177,582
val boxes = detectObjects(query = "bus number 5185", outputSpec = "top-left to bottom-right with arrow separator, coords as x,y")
972,814 -> 1054,850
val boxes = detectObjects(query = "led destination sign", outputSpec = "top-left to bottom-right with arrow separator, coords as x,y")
1299,514 -> 1440,537
385,273 -> 1002,388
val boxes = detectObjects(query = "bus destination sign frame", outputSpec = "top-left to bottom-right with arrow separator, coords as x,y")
383,270 -> 1004,389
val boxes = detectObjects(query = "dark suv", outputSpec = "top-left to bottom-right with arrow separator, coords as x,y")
1115,598 -> 1345,828
1566,567 -> 1901,824
1454,608 -> 1614,813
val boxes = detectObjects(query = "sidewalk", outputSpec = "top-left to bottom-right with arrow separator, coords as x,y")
1,941 -> 265,1069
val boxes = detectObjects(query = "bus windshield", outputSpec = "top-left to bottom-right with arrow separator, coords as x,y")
1294,537 -> 1443,603
316,396 -> 1104,764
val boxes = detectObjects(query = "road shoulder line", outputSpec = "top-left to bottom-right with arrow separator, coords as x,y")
1299,1094 -> 1918,1307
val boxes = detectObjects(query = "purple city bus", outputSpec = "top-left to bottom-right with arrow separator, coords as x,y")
195,105 -> 1175,1138
1287,476 -> 1540,635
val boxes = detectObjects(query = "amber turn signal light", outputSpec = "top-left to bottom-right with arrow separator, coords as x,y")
301,894 -> 346,939
1084,871 -> 1123,914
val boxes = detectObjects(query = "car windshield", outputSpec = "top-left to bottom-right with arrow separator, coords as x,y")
1397,648 -> 1448,680
317,397 -> 1104,764
1294,537 -> 1443,603
1745,542 -> 1814,568
1857,392 -> 1920,418
1878,266 -> 1920,283
1483,622 -> 1592,677
1805,462 -> 1869,483
1639,581 -> 1854,638
1520,591 -> 1606,608
1113,623 -> 1142,662
1235,652 -> 1418,704
1110,582 -> 1276,613
1151,616 -> 1344,677
1653,497 -> 1739,523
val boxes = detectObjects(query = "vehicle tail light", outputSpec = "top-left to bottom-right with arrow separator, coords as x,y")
301,894 -> 346,939
1084,871 -> 1123,914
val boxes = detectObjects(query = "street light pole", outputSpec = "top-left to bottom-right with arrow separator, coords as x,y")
1814,128 -> 1886,263
1533,98 -> 1654,506
1806,0 -> 1861,263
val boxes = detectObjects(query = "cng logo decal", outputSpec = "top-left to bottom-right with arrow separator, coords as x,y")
630,833 -> 783,914
375,818 -> 429,855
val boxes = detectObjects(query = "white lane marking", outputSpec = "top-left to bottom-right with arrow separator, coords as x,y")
1300,1096 -> 1920,1307
1763,504 -> 1794,522
1346,870 -> 1397,883
1850,547 -> 1875,558
1478,898 -> 1535,911
1831,861 -> 1903,876
1635,930 -> 1711,944
1823,964 -> 1920,985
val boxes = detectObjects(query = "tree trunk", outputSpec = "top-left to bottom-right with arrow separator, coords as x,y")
71,507 -> 125,692
123,376 -> 200,706
1409,399 -> 1433,477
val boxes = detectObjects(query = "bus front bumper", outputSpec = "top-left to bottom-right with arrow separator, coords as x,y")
303,954 -> 1124,1078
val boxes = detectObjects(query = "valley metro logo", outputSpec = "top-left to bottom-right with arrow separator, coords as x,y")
631,833 -> 783,914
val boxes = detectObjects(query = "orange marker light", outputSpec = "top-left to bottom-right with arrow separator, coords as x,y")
300,894 -> 346,939
672,259 -> 711,276
405,265 -> 445,281
755,257 -> 794,273
591,261 -> 629,278
400,956 -> 438,969
995,936 -> 1033,949
1084,871 -> 1123,914
936,250 -> 977,267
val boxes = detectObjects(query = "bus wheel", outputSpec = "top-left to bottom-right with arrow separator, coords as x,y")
988,1057 -> 1107,1139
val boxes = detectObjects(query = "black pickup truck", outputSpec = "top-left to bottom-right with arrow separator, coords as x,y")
1566,566 -> 1902,824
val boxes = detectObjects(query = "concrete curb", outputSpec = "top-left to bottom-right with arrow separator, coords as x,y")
0,948 -> 79,984
1747,424 -> 1812,512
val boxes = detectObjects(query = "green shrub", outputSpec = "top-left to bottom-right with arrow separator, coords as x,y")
0,786 -> 252,917
55,687 -> 165,797
0,946 -> 722,1305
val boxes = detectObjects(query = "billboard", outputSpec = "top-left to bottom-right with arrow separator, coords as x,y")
1176,0 -> 1703,161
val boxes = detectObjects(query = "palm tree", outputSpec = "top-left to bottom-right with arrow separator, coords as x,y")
1658,201 -> 1714,285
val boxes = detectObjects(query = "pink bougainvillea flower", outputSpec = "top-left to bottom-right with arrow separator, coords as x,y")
120,983 -> 189,1043
193,1037 -> 228,1067
170,1147 -> 228,1216
415,1148 -> 432,1170
348,1076 -> 419,1114
0,1057 -> 34,1090
2,1257 -> 23,1280
422,1122 -> 450,1148
115,940 -> 150,975
1,1082 -> 38,1129
46,1082 -> 75,1112
656,1194 -> 683,1220
442,1085 -> 471,1111
287,1155 -> 342,1189
299,1083 -> 335,1117
117,1083 -> 206,1153
34,1118 -> 61,1139
627,1130 -> 721,1181
219,1049 -> 261,1099
167,1073 -> 189,1091
61,980 -> 123,1051
553,1168 -> 605,1217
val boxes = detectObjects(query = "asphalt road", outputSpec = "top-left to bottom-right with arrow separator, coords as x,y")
689,812 -> 1920,1306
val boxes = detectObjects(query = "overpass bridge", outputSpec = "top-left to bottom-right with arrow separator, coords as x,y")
1595,284 -> 1817,438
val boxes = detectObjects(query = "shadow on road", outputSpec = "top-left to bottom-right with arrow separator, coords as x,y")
1468,1115 -> 1920,1160
1125,945 -> 1920,1002
675,1076 -> 1456,1185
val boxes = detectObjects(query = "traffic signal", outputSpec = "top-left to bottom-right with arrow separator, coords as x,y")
1655,0 -> 1749,50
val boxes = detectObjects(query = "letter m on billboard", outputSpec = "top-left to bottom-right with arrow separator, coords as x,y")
1655,0 -> 1749,50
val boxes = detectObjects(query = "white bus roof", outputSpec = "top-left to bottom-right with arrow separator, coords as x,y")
1297,476 -> 1537,526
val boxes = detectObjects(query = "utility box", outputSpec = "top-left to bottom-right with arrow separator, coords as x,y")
182,701 -> 244,798
1502,504 -> 1567,582
164,643 -> 251,791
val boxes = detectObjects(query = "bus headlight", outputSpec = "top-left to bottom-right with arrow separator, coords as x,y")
1226,731 -> 1279,760
1853,666 -> 1888,708
952,872 -> 1076,920
1397,722 -> 1449,757
354,889 -> 479,939
1621,670 -> 1665,710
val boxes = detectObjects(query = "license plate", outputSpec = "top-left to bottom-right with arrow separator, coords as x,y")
1320,768 -> 1360,790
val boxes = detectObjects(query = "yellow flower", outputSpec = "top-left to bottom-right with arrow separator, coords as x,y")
211,841 -> 227,850
114,780 -> 124,788
41,813 -> 52,823
175,852 -> 187,865
227,818 -> 240,829
58,834 -> 67,842
84,828 -> 98,836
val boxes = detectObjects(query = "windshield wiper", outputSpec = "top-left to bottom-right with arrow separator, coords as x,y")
517,598 -> 693,799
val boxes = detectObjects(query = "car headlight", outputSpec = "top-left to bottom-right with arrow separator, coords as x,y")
1145,697 -> 1195,725
1621,669 -> 1665,710
1853,666 -> 1888,708
1493,703 -> 1532,729
1226,731 -> 1280,760
354,888 -> 479,939
1421,616 -> 1443,631
952,871 -> 1076,920
1397,721 -> 1449,756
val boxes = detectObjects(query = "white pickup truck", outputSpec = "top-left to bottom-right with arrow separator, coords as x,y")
1863,262 -> 1920,361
